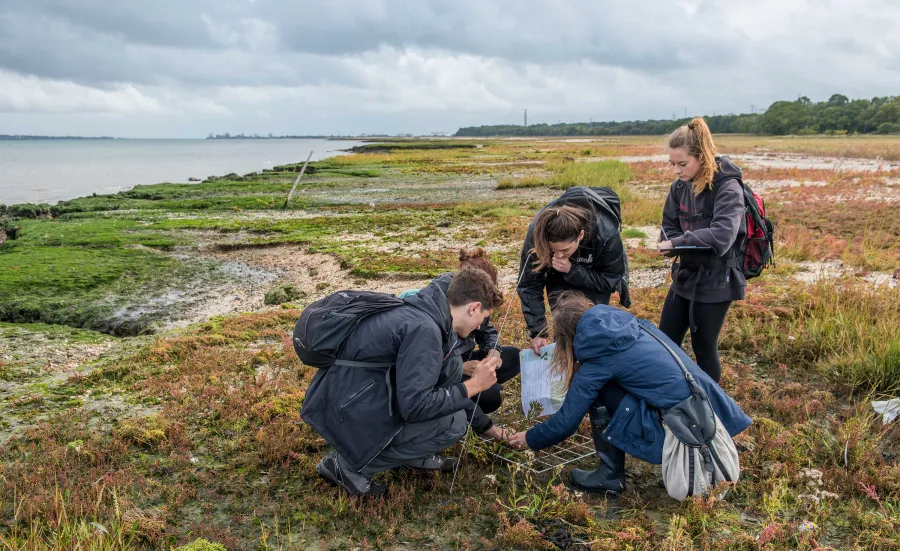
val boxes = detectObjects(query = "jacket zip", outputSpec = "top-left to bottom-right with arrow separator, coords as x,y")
361,333 -> 460,471
339,380 -> 375,422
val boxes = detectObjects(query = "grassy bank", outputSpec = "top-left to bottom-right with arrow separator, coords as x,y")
1,136 -> 899,549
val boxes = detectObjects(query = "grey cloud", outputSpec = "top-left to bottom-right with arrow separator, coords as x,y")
1,0 -> 899,138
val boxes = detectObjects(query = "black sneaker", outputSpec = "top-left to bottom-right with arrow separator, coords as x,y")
316,451 -> 387,497
402,455 -> 460,473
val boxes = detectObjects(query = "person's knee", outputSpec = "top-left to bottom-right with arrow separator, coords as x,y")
445,410 -> 468,442
475,384 -> 503,414
500,347 -> 521,374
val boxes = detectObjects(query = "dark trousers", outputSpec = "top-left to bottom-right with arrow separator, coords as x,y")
658,288 -> 732,383
462,346 -> 521,414
595,381 -> 628,416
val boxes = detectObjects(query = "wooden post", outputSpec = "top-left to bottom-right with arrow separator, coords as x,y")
282,150 -> 314,209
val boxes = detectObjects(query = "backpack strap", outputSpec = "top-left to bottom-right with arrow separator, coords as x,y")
332,359 -> 395,368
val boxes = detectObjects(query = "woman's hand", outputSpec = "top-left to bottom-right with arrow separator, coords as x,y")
531,336 -> 549,354
551,256 -> 572,273
508,431 -> 529,449
657,240 -> 674,256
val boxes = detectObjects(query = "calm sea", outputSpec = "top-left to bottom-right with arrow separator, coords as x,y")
0,138 -> 364,205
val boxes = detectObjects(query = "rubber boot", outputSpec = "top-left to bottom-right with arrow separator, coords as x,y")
569,404 -> 626,494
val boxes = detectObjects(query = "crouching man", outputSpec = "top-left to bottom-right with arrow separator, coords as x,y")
301,265 -> 506,497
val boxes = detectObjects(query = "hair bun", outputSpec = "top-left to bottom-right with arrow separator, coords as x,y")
459,247 -> 486,262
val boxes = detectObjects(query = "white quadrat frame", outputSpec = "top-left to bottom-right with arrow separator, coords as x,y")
475,424 -> 597,475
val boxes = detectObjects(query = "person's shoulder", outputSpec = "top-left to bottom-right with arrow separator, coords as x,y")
714,178 -> 744,197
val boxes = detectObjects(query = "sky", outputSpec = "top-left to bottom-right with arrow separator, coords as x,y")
1,0 -> 899,138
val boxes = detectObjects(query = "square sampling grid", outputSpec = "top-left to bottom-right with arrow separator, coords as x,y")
475,427 -> 597,475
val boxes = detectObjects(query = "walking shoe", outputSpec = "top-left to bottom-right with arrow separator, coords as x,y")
316,451 -> 387,497
402,455 -> 460,473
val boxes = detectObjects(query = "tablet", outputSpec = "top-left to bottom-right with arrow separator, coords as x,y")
668,245 -> 713,252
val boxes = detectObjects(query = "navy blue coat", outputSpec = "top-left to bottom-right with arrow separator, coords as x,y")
525,305 -> 751,464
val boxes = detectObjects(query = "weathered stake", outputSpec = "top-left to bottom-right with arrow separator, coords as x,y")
282,150 -> 314,209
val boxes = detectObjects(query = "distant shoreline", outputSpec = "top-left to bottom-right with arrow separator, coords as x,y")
0,135 -> 116,141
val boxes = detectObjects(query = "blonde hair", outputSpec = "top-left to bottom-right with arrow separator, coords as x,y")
548,291 -> 594,390
668,117 -> 717,195
529,204 -> 593,272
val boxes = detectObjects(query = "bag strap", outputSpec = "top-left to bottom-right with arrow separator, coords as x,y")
638,325 -> 704,395
333,359 -> 395,368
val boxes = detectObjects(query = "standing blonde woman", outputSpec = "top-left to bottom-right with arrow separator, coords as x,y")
656,118 -> 747,383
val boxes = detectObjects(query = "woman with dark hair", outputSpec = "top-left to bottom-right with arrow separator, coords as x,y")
509,292 -> 750,495
518,187 -> 630,354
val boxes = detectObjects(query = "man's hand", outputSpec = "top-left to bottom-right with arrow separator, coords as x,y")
551,256 -> 572,273
463,356 -> 499,396
487,348 -> 502,366
483,425 -> 511,442
508,431 -> 529,449
531,336 -> 549,355
462,360 -> 478,377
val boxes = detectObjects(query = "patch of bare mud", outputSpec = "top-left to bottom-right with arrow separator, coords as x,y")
734,153 -> 900,172
745,179 -> 829,192
630,268 -> 668,289
623,226 -> 658,249
0,339 -> 115,374
791,260 -> 898,288
194,246 -> 433,303
619,153 -> 900,172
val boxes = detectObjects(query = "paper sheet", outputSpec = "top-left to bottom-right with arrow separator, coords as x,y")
519,344 -> 567,417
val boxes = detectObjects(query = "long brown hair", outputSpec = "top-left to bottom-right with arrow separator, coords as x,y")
668,117 -> 717,195
458,247 -> 499,285
549,291 -> 594,389
529,204 -> 593,271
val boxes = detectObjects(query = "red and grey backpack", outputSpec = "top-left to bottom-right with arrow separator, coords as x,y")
725,178 -> 775,279
680,177 -> 775,279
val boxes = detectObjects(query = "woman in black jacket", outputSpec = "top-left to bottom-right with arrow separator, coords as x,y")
518,187 -> 630,354
657,117 -> 747,383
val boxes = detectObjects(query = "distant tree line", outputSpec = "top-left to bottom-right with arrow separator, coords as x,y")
454,94 -> 900,137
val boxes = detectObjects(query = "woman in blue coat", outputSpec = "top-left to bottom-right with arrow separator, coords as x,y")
509,292 -> 751,494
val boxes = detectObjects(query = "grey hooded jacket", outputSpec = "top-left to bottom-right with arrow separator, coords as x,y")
661,156 -> 747,303
301,276 -> 488,472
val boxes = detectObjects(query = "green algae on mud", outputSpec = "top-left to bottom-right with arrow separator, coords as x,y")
2,137 -> 900,549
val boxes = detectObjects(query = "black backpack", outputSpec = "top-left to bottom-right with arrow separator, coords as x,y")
292,290 -> 405,369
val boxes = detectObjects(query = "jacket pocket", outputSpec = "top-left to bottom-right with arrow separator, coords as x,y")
339,380 -> 376,422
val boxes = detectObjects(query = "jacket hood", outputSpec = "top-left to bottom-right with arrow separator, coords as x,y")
550,186 -> 621,226
573,305 -> 640,361
714,155 -> 743,185
404,273 -> 454,343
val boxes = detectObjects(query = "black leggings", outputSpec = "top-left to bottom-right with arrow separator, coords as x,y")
658,289 -> 731,383
463,346 -> 521,414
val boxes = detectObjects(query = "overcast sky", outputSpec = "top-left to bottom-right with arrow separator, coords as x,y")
1,0 -> 899,138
